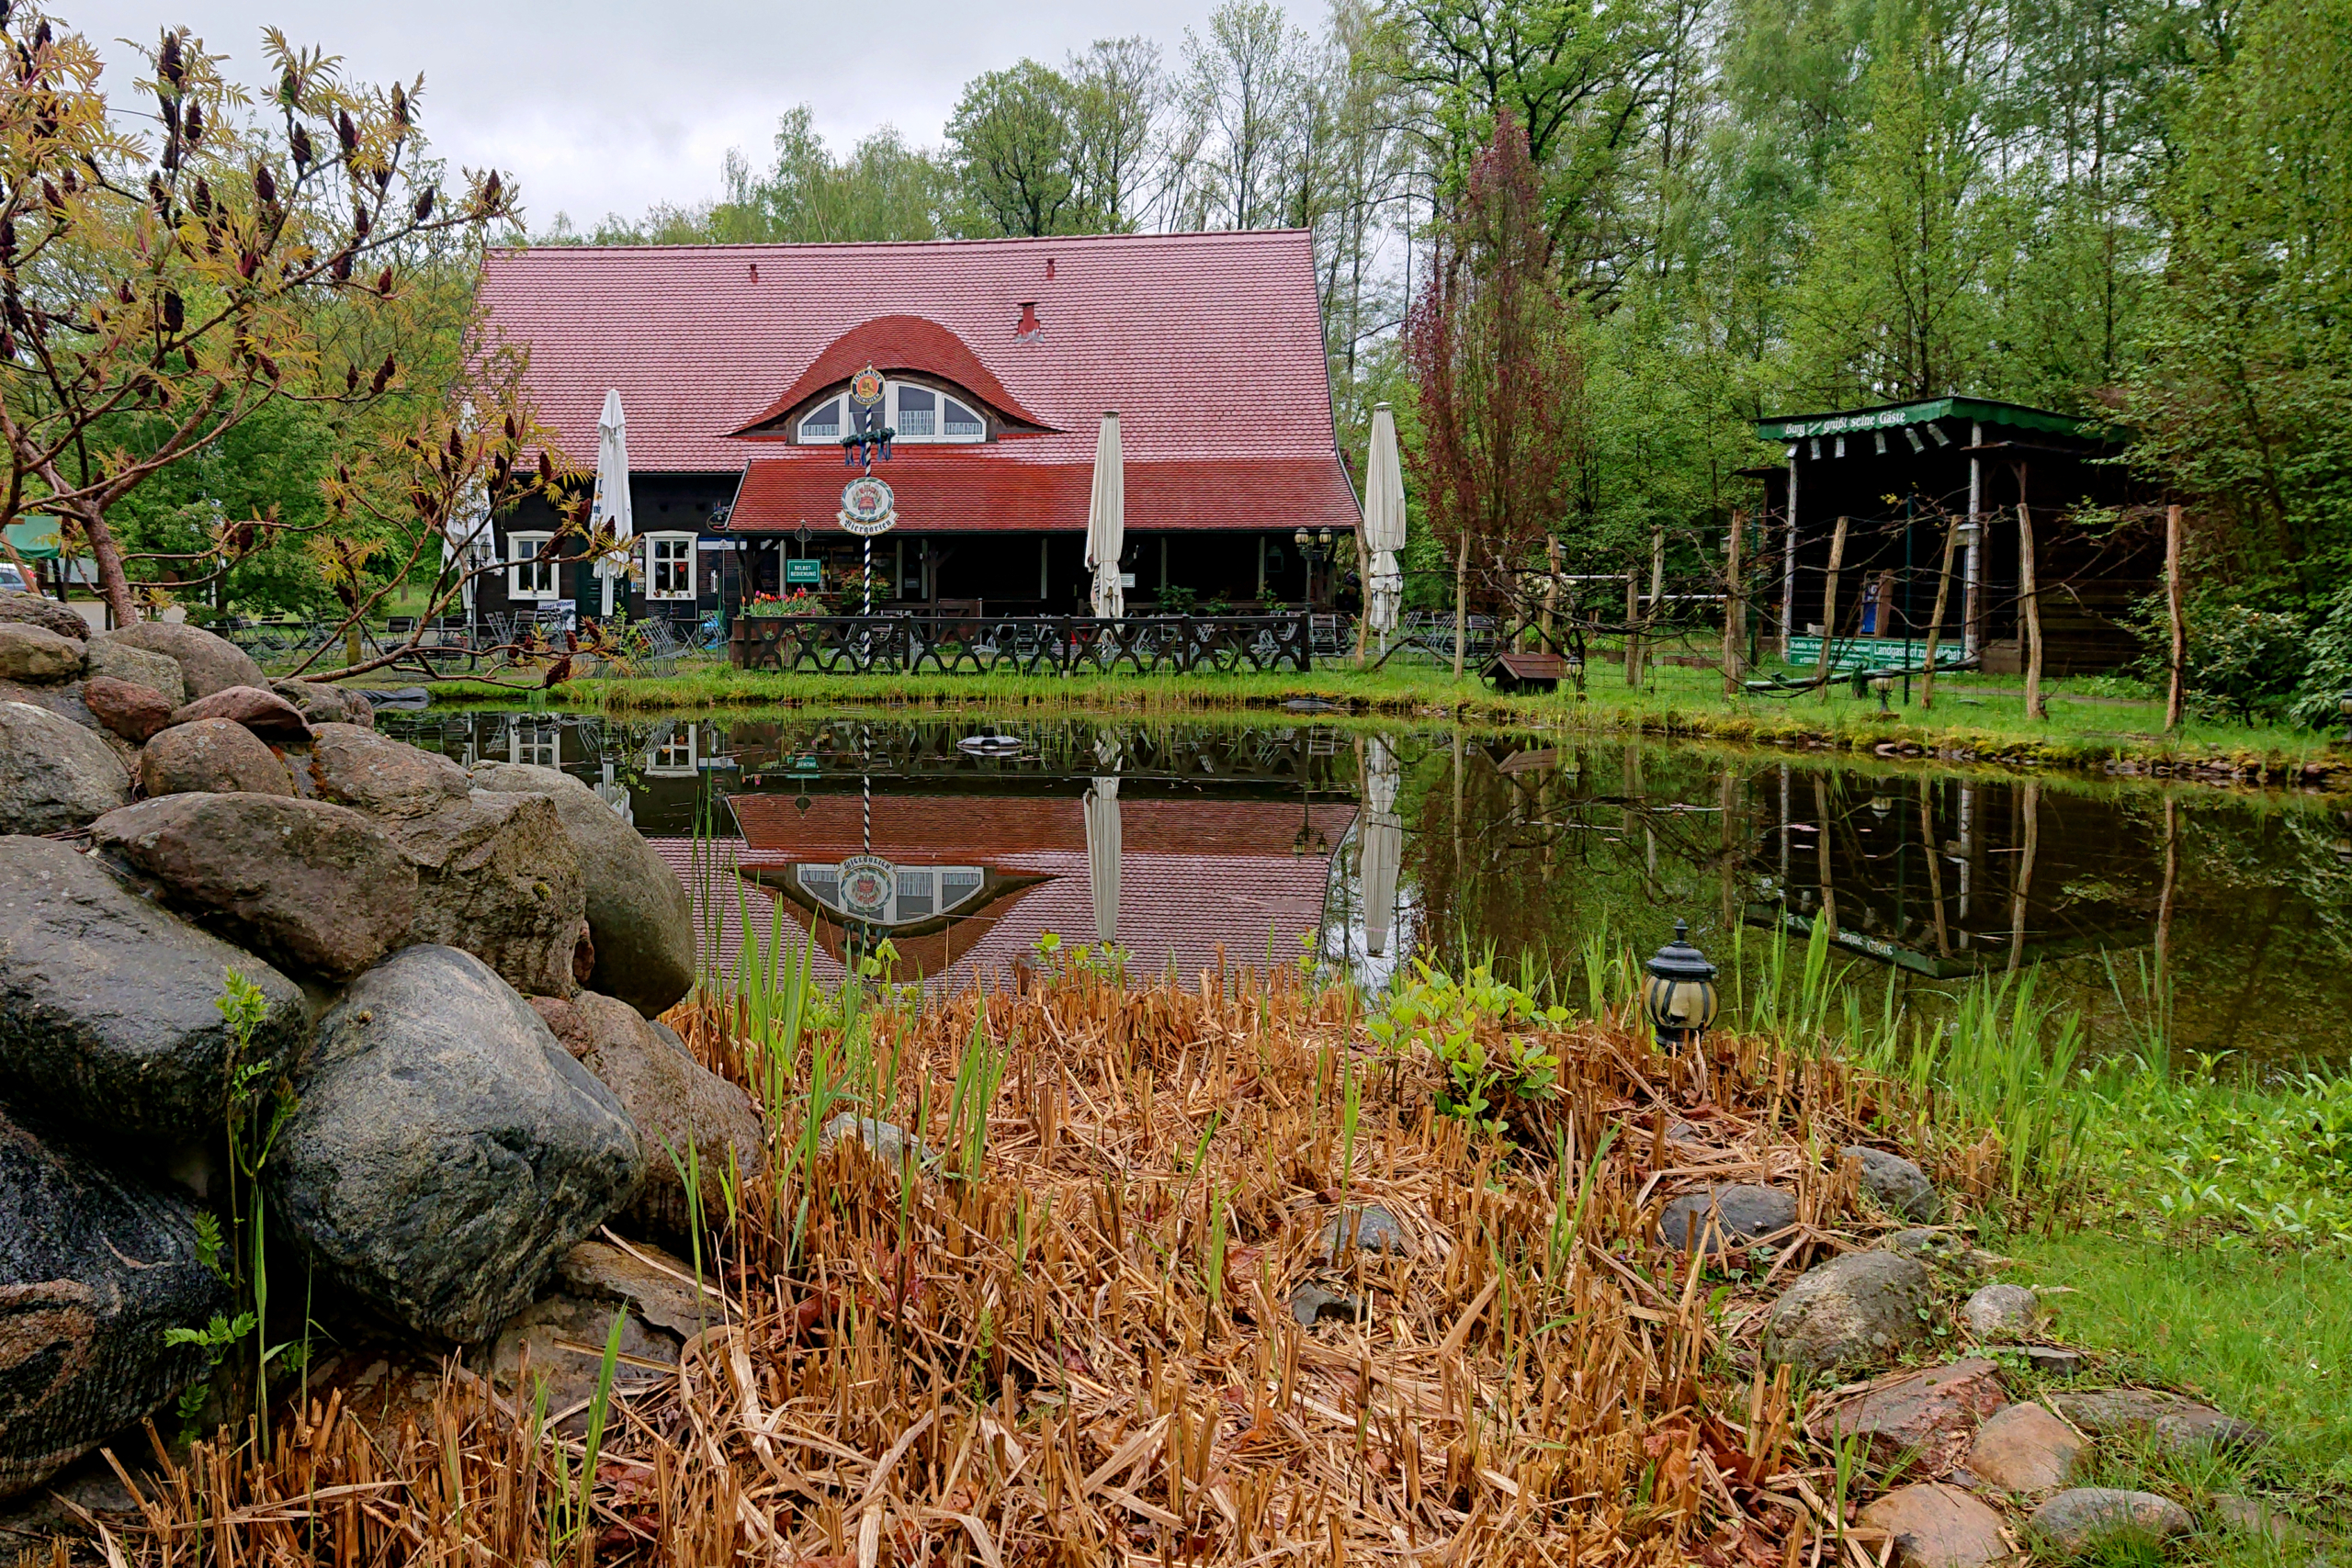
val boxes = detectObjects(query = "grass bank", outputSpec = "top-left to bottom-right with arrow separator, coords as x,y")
424,649 -> 2348,787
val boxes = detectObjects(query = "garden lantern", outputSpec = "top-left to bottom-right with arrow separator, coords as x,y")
1642,919 -> 1719,1049
1871,671 -> 1894,714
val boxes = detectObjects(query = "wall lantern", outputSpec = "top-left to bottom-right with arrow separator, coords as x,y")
1642,919 -> 1720,1049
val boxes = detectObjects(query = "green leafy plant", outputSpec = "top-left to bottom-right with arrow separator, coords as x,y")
1367,959 -> 1567,1131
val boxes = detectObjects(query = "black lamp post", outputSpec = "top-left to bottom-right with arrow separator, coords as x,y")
1643,919 -> 1720,1049
1294,526 -> 1335,607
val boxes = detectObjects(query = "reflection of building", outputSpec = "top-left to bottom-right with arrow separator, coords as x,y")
651,793 -> 1355,985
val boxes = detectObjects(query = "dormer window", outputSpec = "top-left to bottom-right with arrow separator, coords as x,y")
793,378 -> 986,445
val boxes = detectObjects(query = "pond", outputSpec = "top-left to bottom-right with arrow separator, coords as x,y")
380,709 -> 2352,1066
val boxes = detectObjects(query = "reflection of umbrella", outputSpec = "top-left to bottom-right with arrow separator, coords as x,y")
1084,731 -> 1121,945
1363,402 -> 1407,641
1085,412 -> 1125,619
594,761 -> 634,827
1361,734 -> 1402,958
590,389 -> 633,619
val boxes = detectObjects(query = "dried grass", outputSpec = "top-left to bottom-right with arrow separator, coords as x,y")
51,960 -> 1954,1567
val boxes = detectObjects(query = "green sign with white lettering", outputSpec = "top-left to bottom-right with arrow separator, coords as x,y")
785,558 -> 821,586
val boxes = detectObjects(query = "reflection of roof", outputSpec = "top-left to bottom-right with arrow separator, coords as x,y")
724,451 -> 1357,535
654,791 -> 1354,985
478,231 -> 1357,484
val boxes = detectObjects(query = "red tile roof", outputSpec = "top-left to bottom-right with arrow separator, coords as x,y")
475,231 -> 1360,536
726,314 -> 1053,435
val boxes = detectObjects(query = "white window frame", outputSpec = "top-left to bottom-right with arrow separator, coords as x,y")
794,380 -> 986,446
644,531 -> 697,601
508,532 -> 557,601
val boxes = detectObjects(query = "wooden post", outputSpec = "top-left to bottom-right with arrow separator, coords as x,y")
2165,502 -> 2185,731
1721,509 -> 1745,696
1452,530 -> 1469,681
1814,515 -> 1848,702
1919,512 -> 1960,710
2007,781 -> 2039,972
1544,535 -> 1562,652
1624,567 -> 1641,687
2018,498 -> 2046,720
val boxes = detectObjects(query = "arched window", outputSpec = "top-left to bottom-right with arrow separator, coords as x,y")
794,380 -> 987,445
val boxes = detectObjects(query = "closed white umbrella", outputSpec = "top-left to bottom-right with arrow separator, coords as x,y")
1084,730 -> 1121,946
1363,402 -> 1408,641
1085,411 -> 1125,619
1361,733 -> 1402,959
590,389 -> 633,620
443,401 -> 495,616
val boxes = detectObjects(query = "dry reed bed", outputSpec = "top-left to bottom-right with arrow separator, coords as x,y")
58,964 -> 1963,1568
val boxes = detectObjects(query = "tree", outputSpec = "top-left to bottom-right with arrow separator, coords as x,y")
1405,113 -> 1582,659
0,8 -> 525,627
1174,0 -> 1313,231
1066,39 -> 1163,231
947,62 -> 1080,236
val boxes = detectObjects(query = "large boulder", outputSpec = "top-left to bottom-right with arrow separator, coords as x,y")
0,702 -> 132,832
2049,1387 -> 2269,1453
471,762 -> 695,1015
1763,1250 -> 1937,1372
1967,1401 -> 2085,1493
531,990 -> 763,1235
83,676 -> 178,745
0,592 -> 89,643
167,685 -> 311,743
0,836 -> 307,1140
2027,1489 -> 2193,1552
268,945 -> 644,1341
0,623 -> 83,683
96,623 -> 263,700
271,680 -> 371,728
91,794 -> 419,984
383,791 -> 589,998
306,723 -> 468,818
83,637 -> 184,705
0,1106 -> 232,1501
139,718 -> 294,798
1821,1358 -> 2007,1474
1854,1484 -> 2009,1568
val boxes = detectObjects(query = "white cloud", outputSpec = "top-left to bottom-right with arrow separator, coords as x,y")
65,0 -> 1309,228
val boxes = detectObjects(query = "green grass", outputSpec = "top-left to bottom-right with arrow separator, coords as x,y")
421,637 -> 2349,781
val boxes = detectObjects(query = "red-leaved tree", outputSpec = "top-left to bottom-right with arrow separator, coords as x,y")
1405,112 -> 1583,671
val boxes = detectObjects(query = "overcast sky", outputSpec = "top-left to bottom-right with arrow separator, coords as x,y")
67,0 -> 1304,231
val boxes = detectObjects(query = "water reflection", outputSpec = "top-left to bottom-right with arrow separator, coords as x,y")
380,712 -> 2352,1060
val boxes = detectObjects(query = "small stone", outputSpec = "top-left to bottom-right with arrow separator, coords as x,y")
82,637 -> 184,705
82,675 -> 178,743
1966,1401 -> 2084,1492
0,621 -> 84,682
2021,1345 -> 2088,1377
97,622 -> 264,699
0,699 -> 132,830
477,1288 -> 682,1435
552,1238 -> 726,1339
1855,1483 -> 2009,1568
168,684 -> 311,742
2050,1388 -> 2270,1454
1842,1145 -> 1943,1223
2027,1488 -> 2192,1552
1764,1251 -> 1937,1373
1288,1282 -> 1365,1326
1319,1202 -> 1412,1261
1658,1184 -> 1797,1254
271,680 -> 366,727
140,717 -> 294,797
0,592 -> 89,642
1825,1358 -> 2007,1474
819,1114 -> 938,1170
2208,1495 -> 2304,1544
1962,1282 -> 2043,1342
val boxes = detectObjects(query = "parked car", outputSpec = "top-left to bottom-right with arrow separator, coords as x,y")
0,562 -> 27,593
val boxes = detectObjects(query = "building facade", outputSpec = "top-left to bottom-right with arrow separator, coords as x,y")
471,231 -> 1362,625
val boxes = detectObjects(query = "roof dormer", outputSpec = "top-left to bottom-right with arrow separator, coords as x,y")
726,314 -> 1056,442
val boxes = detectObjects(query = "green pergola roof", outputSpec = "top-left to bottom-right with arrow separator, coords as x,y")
2,520 -> 62,560
1755,395 -> 2120,445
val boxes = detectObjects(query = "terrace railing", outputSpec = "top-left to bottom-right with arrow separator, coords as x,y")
729,613 -> 1317,675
